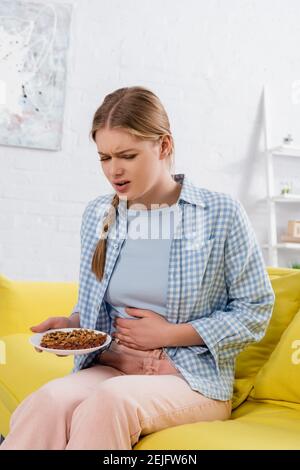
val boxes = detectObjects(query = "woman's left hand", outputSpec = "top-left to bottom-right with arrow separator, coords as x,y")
112,307 -> 174,350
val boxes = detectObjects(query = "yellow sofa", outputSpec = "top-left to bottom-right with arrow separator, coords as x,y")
1,267 -> 300,449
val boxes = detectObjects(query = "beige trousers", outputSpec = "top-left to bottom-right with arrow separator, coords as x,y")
0,340 -> 231,450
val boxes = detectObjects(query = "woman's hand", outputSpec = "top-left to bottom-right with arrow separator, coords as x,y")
112,308 -> 174,350
30,314 -> 79,356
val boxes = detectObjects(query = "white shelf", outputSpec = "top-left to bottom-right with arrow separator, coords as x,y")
269,145 -> 300,158
269,195 -> 300,203
263,85 -> 300,266
263,243 -> 300,251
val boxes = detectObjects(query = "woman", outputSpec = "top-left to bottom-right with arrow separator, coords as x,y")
0,86 -> 275,450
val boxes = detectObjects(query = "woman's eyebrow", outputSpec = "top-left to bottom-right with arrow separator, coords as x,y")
98,148 -> 138,156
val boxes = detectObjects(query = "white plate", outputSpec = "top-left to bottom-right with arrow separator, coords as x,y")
29,328 -> 112,356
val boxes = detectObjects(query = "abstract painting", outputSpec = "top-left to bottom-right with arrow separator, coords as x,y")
0,1 -> 72,150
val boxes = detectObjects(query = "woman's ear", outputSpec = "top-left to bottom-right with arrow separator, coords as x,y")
160,135 -> 172,157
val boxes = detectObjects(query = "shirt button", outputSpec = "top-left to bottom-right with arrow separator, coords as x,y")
113,243 -> 118,249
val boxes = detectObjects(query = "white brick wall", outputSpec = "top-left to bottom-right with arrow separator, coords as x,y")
1,0 -> 300,281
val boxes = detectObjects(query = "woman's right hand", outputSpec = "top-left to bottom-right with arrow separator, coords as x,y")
30,315 -> 79,355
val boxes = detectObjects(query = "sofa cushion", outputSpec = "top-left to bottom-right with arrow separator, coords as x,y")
0,334 -> 73,414
232,268 -> 300,408
249,308 -> 300,403
0,274 -> 78,336
134,401 -> 300,450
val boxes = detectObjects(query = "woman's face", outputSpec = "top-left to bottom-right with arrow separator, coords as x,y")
95,128 -> 172,208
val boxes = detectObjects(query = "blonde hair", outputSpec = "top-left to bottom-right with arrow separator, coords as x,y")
90,86 -> 175,282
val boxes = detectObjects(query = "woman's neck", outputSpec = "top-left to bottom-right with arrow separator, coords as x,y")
127,178 -> 182,210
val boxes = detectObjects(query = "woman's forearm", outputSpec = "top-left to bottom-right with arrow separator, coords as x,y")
165,323 -> 205,348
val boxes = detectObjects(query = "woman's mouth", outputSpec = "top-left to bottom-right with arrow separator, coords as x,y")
113,181 -> 131,192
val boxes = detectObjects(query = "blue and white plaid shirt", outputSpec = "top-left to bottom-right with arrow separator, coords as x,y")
72,173 -> 275,400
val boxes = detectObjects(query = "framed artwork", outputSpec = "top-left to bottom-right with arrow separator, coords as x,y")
0,0 -> 72,150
